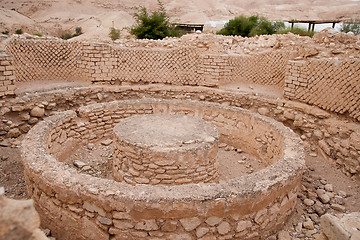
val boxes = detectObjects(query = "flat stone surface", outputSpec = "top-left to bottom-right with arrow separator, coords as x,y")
114,114 -> 219,149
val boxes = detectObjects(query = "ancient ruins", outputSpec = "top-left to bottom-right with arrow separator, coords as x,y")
0,28 -> 359,240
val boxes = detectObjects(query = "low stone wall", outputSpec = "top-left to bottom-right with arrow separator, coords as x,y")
0,52 -> 16,97
284,59 -> 360,121
22,99 -> 304,240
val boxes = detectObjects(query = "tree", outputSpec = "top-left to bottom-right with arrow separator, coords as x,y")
130,0 -> 182,39
109,27 -> 120,41
340,19 -> 360,35
217,15 -> 284,37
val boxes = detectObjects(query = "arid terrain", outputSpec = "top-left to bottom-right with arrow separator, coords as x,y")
0,0 -> 360,239
1,0 -> 360,41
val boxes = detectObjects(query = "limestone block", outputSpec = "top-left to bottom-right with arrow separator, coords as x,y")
236,220 -> 252,232
83,201 -> 106,216
321,213 -> 360,240
161,220 -> 178,232
205,216 -> 222,226
196,227 -> 210,238
7,128 -> 21,138
180,217 -> 202,231
135,220 -> 159,231
217,221 -> 231,235
30,106 -> 45,118
0,193 -> 47,240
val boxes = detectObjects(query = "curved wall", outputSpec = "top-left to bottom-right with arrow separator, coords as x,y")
22,99 -> 304,240
6,85 -> 356,175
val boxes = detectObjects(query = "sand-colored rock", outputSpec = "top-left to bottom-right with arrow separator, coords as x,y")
321,213 -> 360,240
0,187 -> 47,240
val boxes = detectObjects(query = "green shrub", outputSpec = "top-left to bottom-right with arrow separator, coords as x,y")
15,29 -> 23,34
75,27 -> 82,35
1,30 -> 9,35
61,33 -> 73,40
130,0 -> 183,39
276,27 -> 314,37
217,15 -> 284,37
61,27 -> 83,40
340,19 -> 360,35
109,27 -> 120,41
33,33 -> 43,37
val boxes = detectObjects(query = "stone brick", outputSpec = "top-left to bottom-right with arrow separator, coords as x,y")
236,220 -> 252,232
83,201 -> 106,216
205,216 -> 222,226
196,227 -> 210,238
180,217 -> 202,231
161,220 -> 178,232
135,219 -> 159,231
113,220 -> 134,229
217,221 -> 231,235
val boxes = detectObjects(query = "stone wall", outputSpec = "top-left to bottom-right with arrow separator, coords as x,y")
208,51 -> 290,88
6,39 -> 85,82
112,114 -> 220,185
284,59 -> 360,121
79,43 -> 209,86
1,84 -> 359,175
22,99 -> 304,240
0,52 -> 16,97
5,38 -> 290,88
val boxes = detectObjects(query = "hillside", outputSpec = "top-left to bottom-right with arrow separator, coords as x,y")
0,0 -> 359,41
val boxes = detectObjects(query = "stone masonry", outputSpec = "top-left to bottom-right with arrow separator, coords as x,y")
0,52 -> 16,97
113,114 -> 220,185
22,99 -> 304,240
284,59 -> 360,121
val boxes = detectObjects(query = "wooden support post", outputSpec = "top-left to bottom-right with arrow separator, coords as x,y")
291,22 -> 294,30
308,23 -> 311,32
312,23 -> 315,32
332,22 -> 336,28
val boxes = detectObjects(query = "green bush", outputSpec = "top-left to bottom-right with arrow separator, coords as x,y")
109,27 -> 120,41
130,0 -> 183,39
33,33 -> 43,37
340,19 -> 360,35
1,30 -> 9,35
61,27 -> 83,40
15,29 -> 23,34
217,15 -> 284,37
75,27 -> 82,35
276,27 -> 314,37
61,33 -> 73,40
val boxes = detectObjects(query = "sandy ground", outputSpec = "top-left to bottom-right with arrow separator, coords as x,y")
1,0 -> 360,41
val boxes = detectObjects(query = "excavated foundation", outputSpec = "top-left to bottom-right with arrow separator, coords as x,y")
21,98 -> 305,240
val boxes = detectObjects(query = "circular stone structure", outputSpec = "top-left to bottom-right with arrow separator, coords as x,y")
22,98 -> 305,240
113,114 -> 220,185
